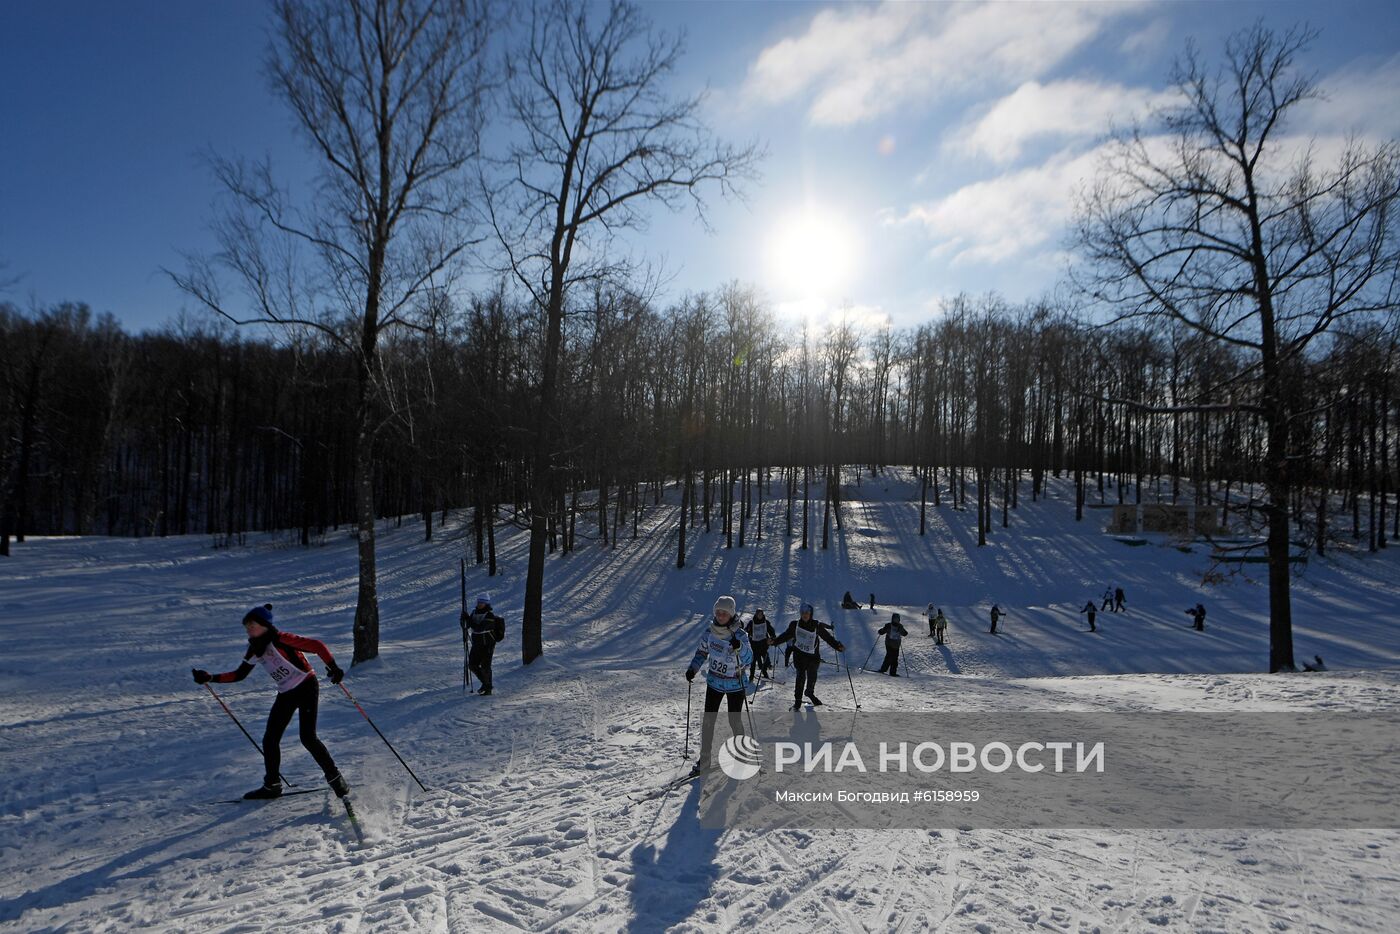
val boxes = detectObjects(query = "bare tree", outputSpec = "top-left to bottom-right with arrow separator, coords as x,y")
1076,25 -> 1400,671
171,0 -> 492,662
487,0 -> 760,663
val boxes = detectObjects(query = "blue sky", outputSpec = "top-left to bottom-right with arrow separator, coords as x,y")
3,1 -> 1399,332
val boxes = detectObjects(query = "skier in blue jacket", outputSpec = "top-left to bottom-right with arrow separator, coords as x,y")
685,595 -> 753,778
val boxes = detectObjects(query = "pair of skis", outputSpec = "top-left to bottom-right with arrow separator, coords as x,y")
210,787 -> 364,843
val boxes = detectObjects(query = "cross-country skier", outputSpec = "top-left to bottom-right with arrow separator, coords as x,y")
841,591 -> 861,610
927,603 -> 937,636
989,604 -> 1004,634
1080,600 -> 1098,632
1302,655 -> 1327,672
1101,588 -> 1113,612
933,609 -> 948,645
876,613 -> 909,676
684,595 -> 753,778
771,603 -> 845,709
747,609 -> 775,681
1114,587 -> 1126,613
191,604 -> 350,800
462,593 -> 506,695
1186,603 -> 1206,631
869,592 -> 877,611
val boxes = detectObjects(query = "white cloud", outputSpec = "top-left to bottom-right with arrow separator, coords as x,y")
742,1 -> 1142,127
890,50 -> 1400,272
1119,18 -> 1170,57
949,79 -> 1175,164
1296,53 -> 1400,141
893,145 -> 1107,265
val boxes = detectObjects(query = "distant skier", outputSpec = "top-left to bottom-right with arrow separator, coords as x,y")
747,608 -> 775,681
772,603 -> 845,709
841,591 -> 861,610
1302,655 -> 1327,672
462,593 -> 506,695
869,592 -> 877,611
1114,587 -> 1126,613
191,604 -> 350,801
1080,600 -> 1098,632
876,613 -> 909,676
989,604 -> 1005,634
927,603 -> 937,636
684,595 -> 753,778
1186,603 -> 1206,631
933,609 -> 948,645
1101,588 -> 1113,612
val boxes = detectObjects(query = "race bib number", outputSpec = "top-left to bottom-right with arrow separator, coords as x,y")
708,653 -> 739,678
794,626 -> 818,654
256,647 -> 309,692
707,633 -> 741,677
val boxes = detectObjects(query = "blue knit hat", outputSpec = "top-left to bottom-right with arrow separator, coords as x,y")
242,604 -> 274,627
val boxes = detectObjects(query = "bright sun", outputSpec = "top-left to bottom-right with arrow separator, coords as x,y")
766,208 -> 860,299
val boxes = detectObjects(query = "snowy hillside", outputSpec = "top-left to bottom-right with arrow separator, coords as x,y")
3,472 -> 1398,932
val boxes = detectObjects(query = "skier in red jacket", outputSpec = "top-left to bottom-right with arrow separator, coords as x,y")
193,604 -> 351,800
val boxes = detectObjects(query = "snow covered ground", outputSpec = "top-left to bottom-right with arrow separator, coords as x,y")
2,472 -> 1398,932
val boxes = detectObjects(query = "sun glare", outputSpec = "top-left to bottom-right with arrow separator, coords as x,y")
766,208 -> 860,300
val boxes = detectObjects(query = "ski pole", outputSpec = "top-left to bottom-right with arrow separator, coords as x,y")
840,651 -> 861,710
338,682 -> 429,792
461,558 -> 471,693
741,674 -> 759,740
861,641 -> 878,671
203,683 -> 295,787
683,679 -> 693,759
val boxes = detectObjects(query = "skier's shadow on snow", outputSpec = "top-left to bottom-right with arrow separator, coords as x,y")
626,780 -> 727,934
935,645 -> 961,674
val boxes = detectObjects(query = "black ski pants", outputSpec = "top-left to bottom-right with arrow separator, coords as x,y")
750,638 -> 771,680
793,652 -> 821,703
263,677 -> 338,786
469,635 -> 496,690
878,642 -> 901,675
698,686 -> 746,764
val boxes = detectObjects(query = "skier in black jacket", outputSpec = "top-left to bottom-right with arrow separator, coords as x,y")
462,593 -> 506,695
1080,600 -> 1098,632
1186,603 -> 1206,631
771,603 -> 845,709
747,609 -> 775,681
876,613 -> 908,676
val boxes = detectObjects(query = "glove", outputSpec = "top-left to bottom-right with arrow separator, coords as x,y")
192,668 -> 211,684
326,663 -> 344,685
685,668 -> 696,682
835,643 -> 846,653
729,636 -> 742,650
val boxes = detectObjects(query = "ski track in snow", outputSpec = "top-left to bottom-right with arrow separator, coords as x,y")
2,471 -> 1399,932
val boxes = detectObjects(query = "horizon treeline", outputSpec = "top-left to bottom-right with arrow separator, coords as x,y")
2,286 -> 1393,560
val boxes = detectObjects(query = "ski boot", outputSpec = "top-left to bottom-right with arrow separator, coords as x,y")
243,781 -> 282,800
806,694 -> 823,706
328,772 -> 350,798
478,686 -> 492,696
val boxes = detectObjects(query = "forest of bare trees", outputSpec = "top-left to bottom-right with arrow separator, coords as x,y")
1,11 -> 1396,674
2,289 -> 1393,554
